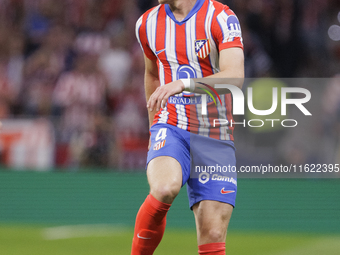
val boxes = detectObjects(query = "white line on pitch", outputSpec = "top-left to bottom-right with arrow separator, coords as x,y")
42,224 -> 129,240
272,237 -> 340,255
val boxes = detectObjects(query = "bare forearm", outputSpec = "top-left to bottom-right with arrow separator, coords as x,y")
146,48 -> 244,112
191,48 -> 245,92
146,72 -> 244,112
191,76 -> 244,94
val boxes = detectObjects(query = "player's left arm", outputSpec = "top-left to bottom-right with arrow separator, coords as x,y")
206,47 -> 244,84
147,47 -> 244,112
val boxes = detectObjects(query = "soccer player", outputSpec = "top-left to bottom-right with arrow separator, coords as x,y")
132,0 -> 244,254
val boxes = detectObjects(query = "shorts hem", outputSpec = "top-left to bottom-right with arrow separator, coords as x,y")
189,198 -> 236,210
146,153 -> 183,168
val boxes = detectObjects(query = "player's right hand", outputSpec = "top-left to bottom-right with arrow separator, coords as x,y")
147,80 -> 185,112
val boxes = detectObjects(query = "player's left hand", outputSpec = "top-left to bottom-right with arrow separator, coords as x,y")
147,80 -> 185,112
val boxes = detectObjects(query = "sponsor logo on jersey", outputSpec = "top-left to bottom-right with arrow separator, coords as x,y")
153,140 -> 166,150
176,65 -> 197,80
195,39 -> 211,59
226,15 -> 242,38
220,188 -> 235,194
167,95 -> 214,105
212,174 -> 237,185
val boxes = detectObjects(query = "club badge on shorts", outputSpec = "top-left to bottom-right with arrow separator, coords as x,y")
195,39 -> 211,59
153,140 -> 166,150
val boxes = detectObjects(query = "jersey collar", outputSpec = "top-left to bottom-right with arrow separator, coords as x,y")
165,0 -> 205,25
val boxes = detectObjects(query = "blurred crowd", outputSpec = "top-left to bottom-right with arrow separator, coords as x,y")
0,0 -> 339,170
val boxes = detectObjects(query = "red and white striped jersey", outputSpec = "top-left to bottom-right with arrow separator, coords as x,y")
136,0 -> 243,141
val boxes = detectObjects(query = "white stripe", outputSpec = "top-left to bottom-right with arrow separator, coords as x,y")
158,59 -> 165,86
185,20 -> 194,66
222,11 -> 233,43
157,106 -> 169,124
135,16 -> 143,45
204,43 -> 208,57
217,11 -> 232,43
176,104 -> 188,130
196,99 -> 210,137
218,96 -> 230,140
165,15 -> 171,68
151,16 -> 157,51
164,16 -> 179,82
201,45 -> 206,58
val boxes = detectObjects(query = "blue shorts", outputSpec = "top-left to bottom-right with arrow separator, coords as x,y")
147,123 -> 237,209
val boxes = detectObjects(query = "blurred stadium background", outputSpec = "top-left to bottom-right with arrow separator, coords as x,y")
0,0 -> 340,254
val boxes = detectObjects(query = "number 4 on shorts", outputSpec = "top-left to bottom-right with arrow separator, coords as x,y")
155,128 -> 167,141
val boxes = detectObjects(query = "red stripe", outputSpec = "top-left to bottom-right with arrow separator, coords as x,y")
163,16 -> 173,85
166,104 -> 179,127
207,102 -> 220,140
155,6 -> 173,88
175,23 -> 188,65
207,38 -> 211,53
155,6 -> 167,60
152,114 -> 159,126
185,104 -> 190,132
138,16 -> 148,51
139,7 -> 158,60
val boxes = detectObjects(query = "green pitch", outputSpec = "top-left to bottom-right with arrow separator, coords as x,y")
0,225 -> 339,255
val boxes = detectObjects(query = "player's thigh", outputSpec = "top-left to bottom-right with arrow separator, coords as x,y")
146,124 -> 190,203
192,200 -> 233,245
147,156 -> 182,203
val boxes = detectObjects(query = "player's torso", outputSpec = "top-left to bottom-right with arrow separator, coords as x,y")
142,0 -> 219,84
137,0 -> 240,141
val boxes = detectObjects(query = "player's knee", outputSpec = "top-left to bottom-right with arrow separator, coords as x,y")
150,184 -> 179,204
201,227 -> 226,243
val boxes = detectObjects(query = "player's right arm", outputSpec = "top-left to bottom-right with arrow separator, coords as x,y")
136,14 -> 160,128
144,55 -> 160,129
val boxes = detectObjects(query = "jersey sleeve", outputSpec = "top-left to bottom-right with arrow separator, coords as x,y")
212,8 -> 243,51
135,15 -> 157,60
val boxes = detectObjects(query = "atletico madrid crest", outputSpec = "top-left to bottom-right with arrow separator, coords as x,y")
195,39 -> 211,59
153,140 -> 166,151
